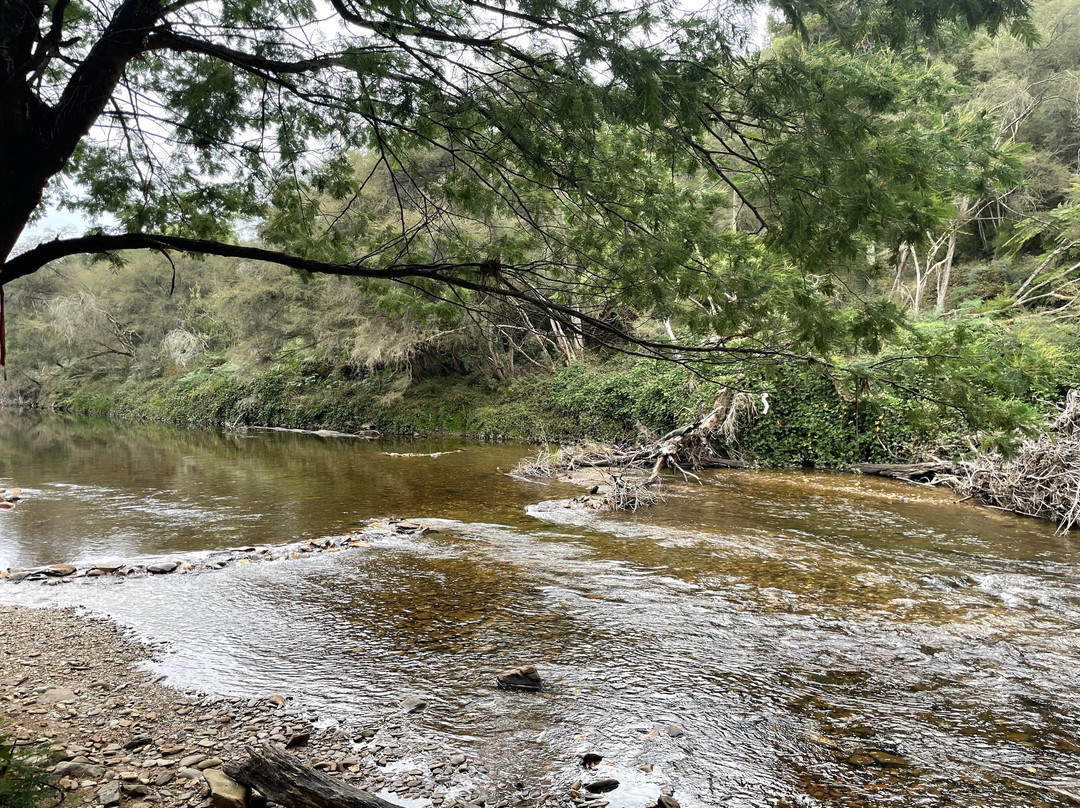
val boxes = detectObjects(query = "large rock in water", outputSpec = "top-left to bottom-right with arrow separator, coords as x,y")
496,664 -> 543,691
203,769 -> 248,808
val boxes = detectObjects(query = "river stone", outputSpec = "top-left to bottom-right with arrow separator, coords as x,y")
657,796 -> 681,808
38,686 -> 76,704
584,779 -> 619,794
94,561 -> 124,573
46,564 -> 77,577
54,761 -> 105,780
124,734 -> 153,750
285,732 -> 310,748
869,750 -> 911,767
401,696 -> 428,713
148,561 -> 179,574
496,664 -> 543,691
177,767 -> 204,781
203,768 -> 248,808
97,782 -> 122,806
179,754 -> 206,768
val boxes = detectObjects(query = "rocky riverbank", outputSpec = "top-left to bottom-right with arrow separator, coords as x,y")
0,606 -> 605,808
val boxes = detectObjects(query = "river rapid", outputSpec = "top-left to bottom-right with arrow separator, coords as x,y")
2,410 -> 1079,808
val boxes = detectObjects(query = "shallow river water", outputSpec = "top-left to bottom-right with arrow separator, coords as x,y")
2,410 -> 1080,808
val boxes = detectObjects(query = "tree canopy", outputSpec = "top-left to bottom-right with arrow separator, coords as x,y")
0,0 -> 1034,373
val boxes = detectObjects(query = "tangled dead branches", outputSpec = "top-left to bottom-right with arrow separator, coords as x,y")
511,388 -> 749,511
951,390 -> 1080,533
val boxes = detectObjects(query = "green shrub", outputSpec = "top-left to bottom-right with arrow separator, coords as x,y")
0,729 -> 56,808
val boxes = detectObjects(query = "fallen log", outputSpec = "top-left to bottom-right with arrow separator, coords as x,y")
225,743 -> 397,808
848,462 -> 950,484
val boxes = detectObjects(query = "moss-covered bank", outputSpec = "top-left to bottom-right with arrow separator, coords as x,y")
15,355 -> 970,468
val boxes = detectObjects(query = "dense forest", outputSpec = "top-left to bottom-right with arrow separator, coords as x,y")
4,0 -> 1080,467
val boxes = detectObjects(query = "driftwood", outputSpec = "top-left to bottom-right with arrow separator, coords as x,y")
246,426 -> 381,440
856,392 -> 1080,532
949,390 -> 1080,532
848,462 -> 949,484
516,389 -> 747,481
511,388 -> 757,510
225,743 -> 396,808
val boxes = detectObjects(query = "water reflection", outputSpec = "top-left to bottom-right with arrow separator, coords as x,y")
3,410 -> 1080,807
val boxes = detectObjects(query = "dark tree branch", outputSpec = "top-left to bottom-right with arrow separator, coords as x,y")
147,29 -> 360,75
3,231 -> 816,368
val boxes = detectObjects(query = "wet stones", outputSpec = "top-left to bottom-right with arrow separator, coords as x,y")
1,520 -> 413,586
496,664 -> 543,691
584,778 -> 619,794
845,748 -> 913,768
387,518 -> 428,535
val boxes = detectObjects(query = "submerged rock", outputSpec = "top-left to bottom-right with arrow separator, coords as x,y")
496,664 -> 544,691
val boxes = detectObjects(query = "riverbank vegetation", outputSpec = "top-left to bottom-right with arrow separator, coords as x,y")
0,727 -> 55,808
3,0 -> 1080,471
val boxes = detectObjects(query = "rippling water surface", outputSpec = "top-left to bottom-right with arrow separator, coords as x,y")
2,410 -> 1080,807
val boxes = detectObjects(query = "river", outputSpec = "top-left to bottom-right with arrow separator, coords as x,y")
2,410 -> 1079,807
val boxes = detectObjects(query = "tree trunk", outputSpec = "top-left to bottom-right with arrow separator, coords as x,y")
225,743 -> 398,808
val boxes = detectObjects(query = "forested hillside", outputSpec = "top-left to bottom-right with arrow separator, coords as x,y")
4,0 -> 1080,466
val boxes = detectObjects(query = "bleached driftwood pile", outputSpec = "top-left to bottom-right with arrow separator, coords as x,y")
513,389 -> 749,511
953,389 -> 1080,533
